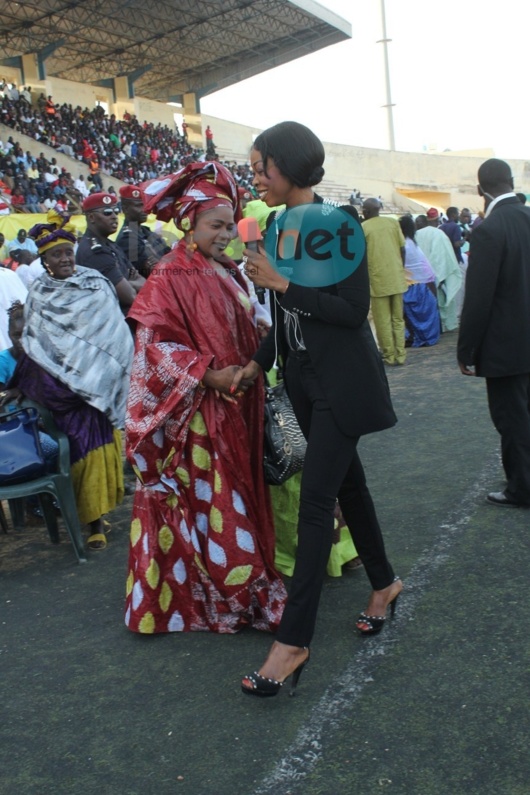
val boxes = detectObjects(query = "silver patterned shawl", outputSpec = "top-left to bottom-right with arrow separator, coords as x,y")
22,265 -> 134,428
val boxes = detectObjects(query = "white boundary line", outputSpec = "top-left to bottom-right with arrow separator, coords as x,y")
248,453 -> 500,794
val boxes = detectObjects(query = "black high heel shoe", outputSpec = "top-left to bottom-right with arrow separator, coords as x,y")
356,578 -> 402,636
241,648 -> 310,698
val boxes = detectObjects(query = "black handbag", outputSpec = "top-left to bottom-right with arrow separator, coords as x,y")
263,379 -> 307,486
0,407 -> 46,486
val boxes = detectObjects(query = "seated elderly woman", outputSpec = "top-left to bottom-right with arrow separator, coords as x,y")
0,210 -> 134,549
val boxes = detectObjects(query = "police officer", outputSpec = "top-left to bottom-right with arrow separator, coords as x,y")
76,192 -> 145,312
115,185 -> 170,278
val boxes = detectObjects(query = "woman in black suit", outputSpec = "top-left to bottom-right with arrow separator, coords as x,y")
233,122 -> 402,697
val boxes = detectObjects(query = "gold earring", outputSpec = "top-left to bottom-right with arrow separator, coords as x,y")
186,230 -> 197,253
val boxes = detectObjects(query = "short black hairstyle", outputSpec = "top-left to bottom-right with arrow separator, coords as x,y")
252,121 -> 325,188
477,158 -> 513,193
446,206 -> 459,219
399,214 -> 416,240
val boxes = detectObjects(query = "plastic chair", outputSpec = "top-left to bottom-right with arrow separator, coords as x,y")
0,399 -> 87,563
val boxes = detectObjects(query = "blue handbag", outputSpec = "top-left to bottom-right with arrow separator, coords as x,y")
0,407 -> 47,485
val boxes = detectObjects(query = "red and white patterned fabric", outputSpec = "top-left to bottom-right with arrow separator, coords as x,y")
124,240 -> 286,633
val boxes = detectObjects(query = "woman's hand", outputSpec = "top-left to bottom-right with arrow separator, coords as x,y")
229,360 -> 262,394
202,365 -> 255,403
0,387 -> 22,406
243,244 -> 290,294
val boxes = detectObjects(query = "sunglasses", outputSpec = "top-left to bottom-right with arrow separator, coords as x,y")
96,207 -> 120,216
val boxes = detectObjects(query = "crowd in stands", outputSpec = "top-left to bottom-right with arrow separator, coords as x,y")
0,81 -> 255,214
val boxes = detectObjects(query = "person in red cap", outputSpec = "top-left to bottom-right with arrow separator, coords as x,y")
426,207 -> 441,227
76,192 -> 145,312
115,185 -> 170,277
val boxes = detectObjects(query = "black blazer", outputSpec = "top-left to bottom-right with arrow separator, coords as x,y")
458,197 -> 530,377
253,198 -> 397,438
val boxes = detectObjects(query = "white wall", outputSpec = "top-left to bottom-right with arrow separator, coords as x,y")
201,114 -> 262,162
46,76 -> 114,112
134,96 -> 177,128
201,114 -> 530,211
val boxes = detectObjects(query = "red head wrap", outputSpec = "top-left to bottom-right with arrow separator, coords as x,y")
141,161 -> 241,231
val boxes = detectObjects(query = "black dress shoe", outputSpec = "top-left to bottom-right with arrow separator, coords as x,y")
486,491 -> 525,507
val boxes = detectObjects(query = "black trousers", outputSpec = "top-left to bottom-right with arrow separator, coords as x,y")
275,352 -> 395,648
486,373 -> 530,504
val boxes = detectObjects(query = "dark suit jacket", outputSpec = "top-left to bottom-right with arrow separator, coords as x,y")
253,199 -> 397,438
458,196 -> 530,377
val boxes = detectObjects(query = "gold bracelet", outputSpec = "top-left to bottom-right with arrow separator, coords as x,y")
199,380 -> 206,389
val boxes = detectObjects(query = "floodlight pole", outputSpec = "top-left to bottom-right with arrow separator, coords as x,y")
377,0 -> 396,151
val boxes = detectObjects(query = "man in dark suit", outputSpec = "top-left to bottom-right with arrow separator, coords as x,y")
458,158 -> 530,506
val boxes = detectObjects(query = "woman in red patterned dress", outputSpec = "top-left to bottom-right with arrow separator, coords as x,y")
124,162 -> 286,634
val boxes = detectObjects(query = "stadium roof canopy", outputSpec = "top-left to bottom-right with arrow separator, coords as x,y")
0,0 -> 351,104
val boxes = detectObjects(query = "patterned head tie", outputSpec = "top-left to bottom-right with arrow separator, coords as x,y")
29,209 -> 77,254
141,161 -> 241,231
